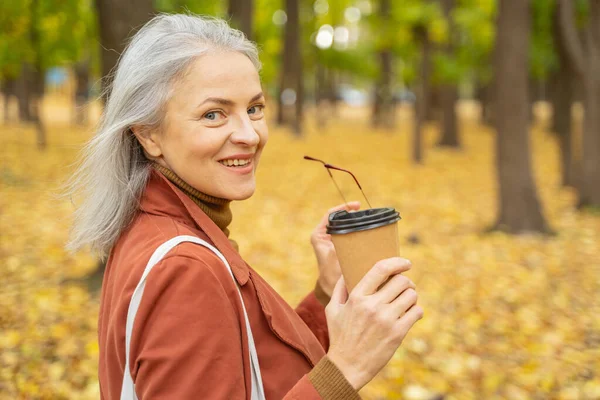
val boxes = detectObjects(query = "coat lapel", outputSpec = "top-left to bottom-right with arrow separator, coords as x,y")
249,268 -> 326,367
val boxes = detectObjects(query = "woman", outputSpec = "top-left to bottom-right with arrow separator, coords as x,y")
67,14 -> 423,399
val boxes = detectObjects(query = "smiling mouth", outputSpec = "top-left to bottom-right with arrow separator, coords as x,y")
218,158 -> 253,168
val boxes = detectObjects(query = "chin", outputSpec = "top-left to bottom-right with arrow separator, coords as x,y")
224,186 -> 256,201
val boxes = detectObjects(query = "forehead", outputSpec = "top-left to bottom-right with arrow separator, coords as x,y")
176,51 -> 261,97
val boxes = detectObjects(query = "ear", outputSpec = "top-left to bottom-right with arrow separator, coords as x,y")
131,125 -> 163,158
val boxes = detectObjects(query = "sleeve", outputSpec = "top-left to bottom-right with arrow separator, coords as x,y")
127,253 -> 352,399
295,281 -> 331,351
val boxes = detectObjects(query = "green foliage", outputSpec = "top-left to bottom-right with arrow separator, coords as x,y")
0,0 -> 583,99
530,0 -> 557,81
451,0 -> 496,86
318,46 -> 377,79
155,0 -> 225,17
0,0 -> 98,78
0,1 -> 32,77
254,0 -> 283,87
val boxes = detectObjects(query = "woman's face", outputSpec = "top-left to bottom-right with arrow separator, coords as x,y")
139,51 -> 268,201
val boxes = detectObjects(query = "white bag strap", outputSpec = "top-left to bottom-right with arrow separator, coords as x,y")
120,235 -> 265,400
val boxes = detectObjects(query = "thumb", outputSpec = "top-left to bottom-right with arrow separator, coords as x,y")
330,276 -> 348,305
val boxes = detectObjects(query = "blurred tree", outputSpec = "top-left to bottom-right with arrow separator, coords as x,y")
0,1 -> 33,122
453,0 -> 495,124
228,0 -> 254,40
558,0 -> 600,208
0,0 -> 96,138
277,0 -> 304,135
155,0 -> 224,15
549,2 -> 576,187
413,23 -> 430,164
311,0 -> 374,126
253,0 -> 284,88
73,58 -> 91,125
372,0 -> 395,129
436,0 -> 460,147
405,1 -> 442,163
29,0 -> 46,149
493,0 -> 549,233
1,79 -> 17,123
95,0 -> 154,100
530,0 -> 557,100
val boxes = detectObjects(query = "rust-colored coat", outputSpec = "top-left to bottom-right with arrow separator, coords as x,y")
98,170 -> 329,399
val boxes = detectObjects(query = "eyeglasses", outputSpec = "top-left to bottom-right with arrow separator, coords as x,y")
304,155 -> 373,209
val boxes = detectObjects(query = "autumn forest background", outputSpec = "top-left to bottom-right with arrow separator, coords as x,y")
1,0 -> 599,399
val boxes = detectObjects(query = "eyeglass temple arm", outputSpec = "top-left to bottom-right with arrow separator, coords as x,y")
304,156 -> 349,206
324,164 -> 373,209
304,156 -> 373,209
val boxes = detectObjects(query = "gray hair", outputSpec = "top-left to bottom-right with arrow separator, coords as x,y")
65,13 -> 261,258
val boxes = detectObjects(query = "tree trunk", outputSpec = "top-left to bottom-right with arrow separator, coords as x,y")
493,0 -> 549,233
326,68 -> 339,116
277,0 -> 303,135
30,68 -> 46,150
371,0 -> 394,129
550,6 -> 575,187
228,0 -> 254,40
413,28 -> 431,164
437,0 -> 460,147
315,62 -> 327,128
528,76 -> 544,123
549,73 -> 574,186
476,82 -> 494,125
579,77 -> 600,207
2,79 -> 17,124
426,87 -> 441,122
30,0 -> 46,150
372,50 -> 394,128
15,64 -> 33,122
438,87 -> 459,146
73,59 -> 91,125
95,0 -> 154,101
558,0 -> 600,208
294,45 -> 304,135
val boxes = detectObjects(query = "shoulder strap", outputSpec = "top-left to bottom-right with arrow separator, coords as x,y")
120,235 -> 265,400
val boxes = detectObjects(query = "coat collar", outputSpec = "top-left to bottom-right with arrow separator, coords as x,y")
139,169 -> 250,286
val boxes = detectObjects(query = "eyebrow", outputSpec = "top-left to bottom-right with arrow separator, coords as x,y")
198,92 -> 264,107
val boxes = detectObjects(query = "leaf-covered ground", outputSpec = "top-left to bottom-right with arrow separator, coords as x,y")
1,98 -> 599,399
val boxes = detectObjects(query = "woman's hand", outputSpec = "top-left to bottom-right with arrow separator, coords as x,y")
311,201 -> 361,297
325,258 -> 423,390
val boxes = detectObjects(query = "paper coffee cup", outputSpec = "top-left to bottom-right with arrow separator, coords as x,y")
327,208 -> 401,292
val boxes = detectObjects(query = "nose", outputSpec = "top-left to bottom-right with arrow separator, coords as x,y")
230,113 -> 260,147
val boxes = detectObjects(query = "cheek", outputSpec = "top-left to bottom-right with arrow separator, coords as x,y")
187,130 -> 227,162
256,121 -> 269,147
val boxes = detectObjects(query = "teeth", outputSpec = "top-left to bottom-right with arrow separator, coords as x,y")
219,159 -> 251,167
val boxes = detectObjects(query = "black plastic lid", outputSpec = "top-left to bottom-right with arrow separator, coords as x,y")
326,207 -> 401,235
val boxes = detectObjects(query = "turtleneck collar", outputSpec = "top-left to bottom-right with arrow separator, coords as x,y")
151,163 -> 233,238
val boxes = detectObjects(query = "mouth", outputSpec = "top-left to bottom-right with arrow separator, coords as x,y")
217,155 -> 255,174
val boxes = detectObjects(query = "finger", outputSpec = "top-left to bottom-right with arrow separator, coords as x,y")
329,276 -> 348,305
327,201 -> 361,215
374,274 -> 416,304
388,288 -> 418,319
393,305 -> 424,340
318,201 -> 361,228
354,258 -> 412,296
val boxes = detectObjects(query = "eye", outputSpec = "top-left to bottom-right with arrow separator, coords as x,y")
202,110 -> 226,123
248,104 -> 265,118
